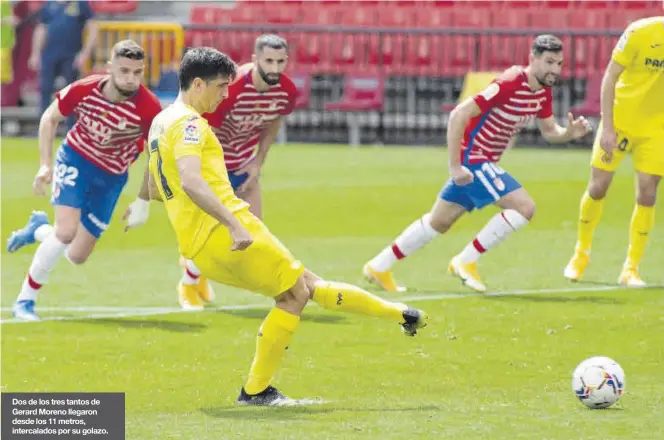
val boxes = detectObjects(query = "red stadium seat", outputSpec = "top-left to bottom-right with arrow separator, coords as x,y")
290,72 -> 312,109
414,7 -> 453,27
378,6 -> 415,27
90,1 -> 138,14
451,7 -> 492,28
324,74 -> 385,146
570,76 -> 602,117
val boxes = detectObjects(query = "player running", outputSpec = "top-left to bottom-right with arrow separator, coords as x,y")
147,47 -> 427,406
363,35 -> 591,293
564,16 -> 664,286
6,40 -> 162,321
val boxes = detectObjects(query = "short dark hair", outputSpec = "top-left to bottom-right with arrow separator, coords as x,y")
255,34 -> 288,54
531,34 -> 563,56
179,47 -> 237,91
112,40 -> 145,61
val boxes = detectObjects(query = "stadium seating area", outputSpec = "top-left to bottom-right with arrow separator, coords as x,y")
186,0 -> 662,77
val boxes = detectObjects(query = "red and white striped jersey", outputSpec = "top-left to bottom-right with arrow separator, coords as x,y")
56,75 -> 162,175
462,67 -> 553,165
203,67 -> 297,171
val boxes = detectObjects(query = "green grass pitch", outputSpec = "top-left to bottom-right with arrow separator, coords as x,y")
2,138 -> 663,439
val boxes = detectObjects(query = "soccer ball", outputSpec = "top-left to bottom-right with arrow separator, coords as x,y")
572,356 -> 625,409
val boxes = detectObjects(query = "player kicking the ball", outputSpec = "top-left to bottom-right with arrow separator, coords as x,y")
364,35 -> 591,293
564,16 -> 664,286
146,47 -> 427,405
6,40 -> 162,321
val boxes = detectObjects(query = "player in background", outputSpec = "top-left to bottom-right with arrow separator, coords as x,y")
147,47 -> 427,405
175,34 -> 296,309
363,35 -> 591,293
564,16 -> 664,286
6,40 -> 162,321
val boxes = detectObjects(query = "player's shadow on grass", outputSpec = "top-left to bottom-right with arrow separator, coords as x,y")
216,308 -> 347,324
200,404 -> 440,420
70,318 -> 208,333
483,295 -> 622,304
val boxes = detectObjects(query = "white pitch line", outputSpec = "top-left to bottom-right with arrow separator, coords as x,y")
1,283 -> 661,325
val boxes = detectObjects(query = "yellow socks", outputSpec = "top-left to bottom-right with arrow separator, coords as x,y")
244,307 -> 300,395
626,204 -> 655,268
312,280 -> 407,323
577,191 -> 605,253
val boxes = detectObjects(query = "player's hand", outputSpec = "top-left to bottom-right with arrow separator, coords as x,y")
32,165 -> 53,196
229,224 -> 253,251
599,126 -> 618,162
451,165 -> 474,186
235,160 -> 260,193
565,112 -> 592,141
122,197 -> 150,232
28,55 -> 40,72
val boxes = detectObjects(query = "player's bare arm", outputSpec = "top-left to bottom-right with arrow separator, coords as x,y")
236,116 -> 282,193
447,97 -> 481,186
34,99 -> 66,196
177,155 -> 253,251
598,59 -> 626,158
537,113 -> 592,144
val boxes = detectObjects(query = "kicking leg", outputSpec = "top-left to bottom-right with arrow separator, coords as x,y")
305,270 -> 428,336
619,171 -> 660,286
564,167 -> 614,281
450,188 -> 533,292
364,197 -> 467,292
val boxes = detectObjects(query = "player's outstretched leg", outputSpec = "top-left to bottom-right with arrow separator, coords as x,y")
177,257 -> 214,310
564,168 -> 613,281
305,270 -> 428,337
364,199 -> 467,292
618,172 -> 659,287
450,190 -> 533,292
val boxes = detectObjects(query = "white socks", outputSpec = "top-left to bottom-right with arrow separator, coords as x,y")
18,233 -> 68,302
181,259 -> 201,285
34,224 -> 55,242
458,209 -> 529,263
369,213 -> 440,271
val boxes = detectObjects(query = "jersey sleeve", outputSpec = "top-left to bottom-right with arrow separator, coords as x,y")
612,25 -> 640,67
172,116 -> 208,160
55,80 -> 90,116
472,80 -> 513,113
139,90 -> 163,137
537,88 -> 554,119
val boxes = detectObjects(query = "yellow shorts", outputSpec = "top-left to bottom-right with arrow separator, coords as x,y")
591,121 -> 664,176
192,208 -> 304,298
1,48 -> 13,84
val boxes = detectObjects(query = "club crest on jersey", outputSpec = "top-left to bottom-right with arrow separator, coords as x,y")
183,122 -> 200,144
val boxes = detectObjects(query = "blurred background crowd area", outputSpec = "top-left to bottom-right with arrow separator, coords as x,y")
1,0 -> 662,145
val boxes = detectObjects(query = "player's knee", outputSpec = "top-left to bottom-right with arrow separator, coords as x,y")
636,188 -> 657,206
517,201 -> 536,221
65,249 -> 89,265
54,224 -> 76,244
429,213 -> 453,234
588,172 -> 612,200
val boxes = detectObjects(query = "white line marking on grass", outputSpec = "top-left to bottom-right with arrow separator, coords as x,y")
1,284 -> 661,325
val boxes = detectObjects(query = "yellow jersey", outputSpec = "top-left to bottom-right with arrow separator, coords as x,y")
611,16 -> 664,138
147,100 -> 248,258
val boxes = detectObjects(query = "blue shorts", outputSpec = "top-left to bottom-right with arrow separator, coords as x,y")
51,144 -> 128,238
440,162 -> 522,212
228,169 -> 249,191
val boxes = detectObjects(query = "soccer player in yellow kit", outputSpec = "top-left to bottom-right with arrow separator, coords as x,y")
146,47 -> 428,406
564,16 -> 664,286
